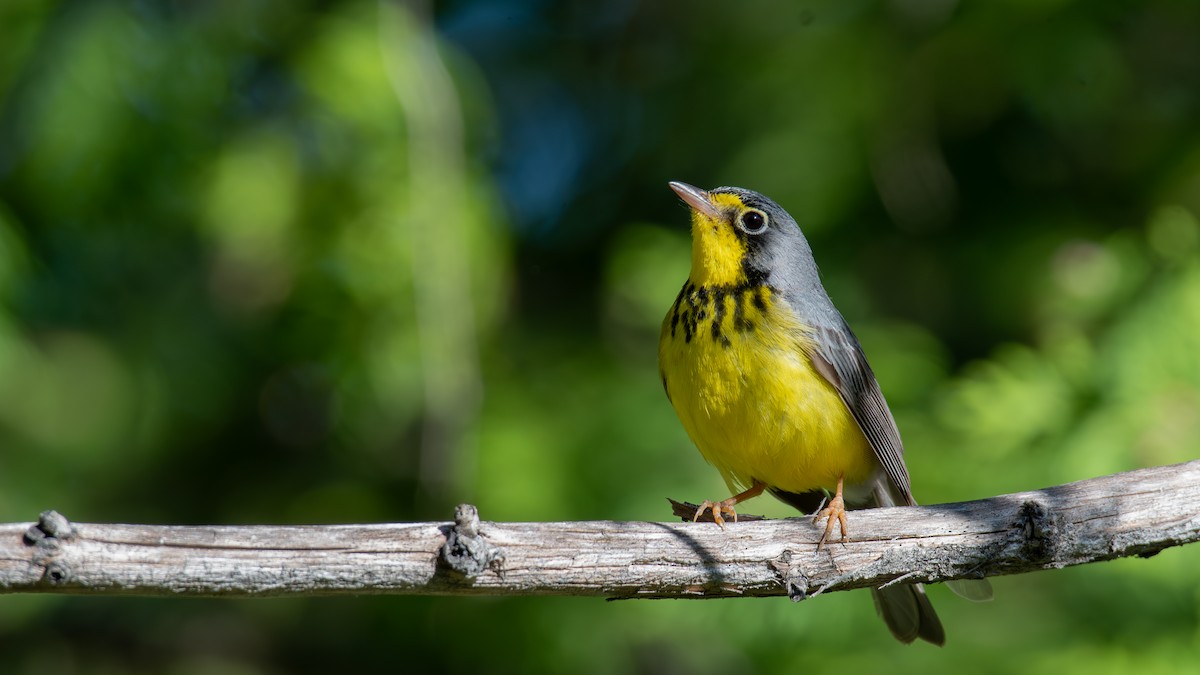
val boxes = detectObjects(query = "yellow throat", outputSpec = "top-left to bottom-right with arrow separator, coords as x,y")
688,191 -> 752,287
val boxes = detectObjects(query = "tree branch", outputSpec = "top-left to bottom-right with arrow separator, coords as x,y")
2,461 -> 1197,600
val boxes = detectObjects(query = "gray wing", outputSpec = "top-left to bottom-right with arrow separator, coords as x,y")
806,320 -> 917,507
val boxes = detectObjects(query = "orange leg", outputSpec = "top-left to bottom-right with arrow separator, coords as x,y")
694,481 -> 766,529
812,474 -> 848,551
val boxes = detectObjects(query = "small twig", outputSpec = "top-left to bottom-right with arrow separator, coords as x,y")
877,570 -> 919,590
668,499 -> 766,522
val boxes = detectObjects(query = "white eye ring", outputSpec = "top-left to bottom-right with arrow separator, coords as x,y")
738,209 -> 769,234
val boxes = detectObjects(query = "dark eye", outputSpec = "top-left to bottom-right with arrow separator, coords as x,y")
739,209 -> 768,234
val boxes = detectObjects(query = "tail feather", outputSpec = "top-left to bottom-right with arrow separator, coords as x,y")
871,582 -> 945,646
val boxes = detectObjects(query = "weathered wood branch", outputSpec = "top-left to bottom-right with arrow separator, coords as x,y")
2,461 -> 1197,600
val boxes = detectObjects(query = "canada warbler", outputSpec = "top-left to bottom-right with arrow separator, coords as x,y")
658,181 -> 988,645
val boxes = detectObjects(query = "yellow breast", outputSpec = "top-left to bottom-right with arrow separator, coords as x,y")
658,282 -> 876,496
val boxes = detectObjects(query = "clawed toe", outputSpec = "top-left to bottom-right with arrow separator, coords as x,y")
694,499 -> 738,528
691,482 -> 766,528
812,474 -> 849,551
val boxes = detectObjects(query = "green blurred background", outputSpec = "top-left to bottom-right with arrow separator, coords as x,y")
2,0 -> 1199,672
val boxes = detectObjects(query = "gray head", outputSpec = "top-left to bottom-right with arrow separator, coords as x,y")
668,182 -> 824,298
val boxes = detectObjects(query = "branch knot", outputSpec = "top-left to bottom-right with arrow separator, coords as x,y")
22,510 -> 77,586
440,504 -> 504,580
770,549 -> 811,601
1020,499 -> 1057,562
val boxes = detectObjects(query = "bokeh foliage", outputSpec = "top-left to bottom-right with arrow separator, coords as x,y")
2,0 -> 1199,672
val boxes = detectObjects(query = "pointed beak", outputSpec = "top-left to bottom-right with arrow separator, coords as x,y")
669,181 -> 723,220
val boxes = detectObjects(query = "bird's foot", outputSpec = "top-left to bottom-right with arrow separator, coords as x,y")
813,475 -> 848,551
689,482 -> 767,529
694,498 -> 741,529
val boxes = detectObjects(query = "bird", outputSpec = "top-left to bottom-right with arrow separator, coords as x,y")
658,181 -> 989,645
